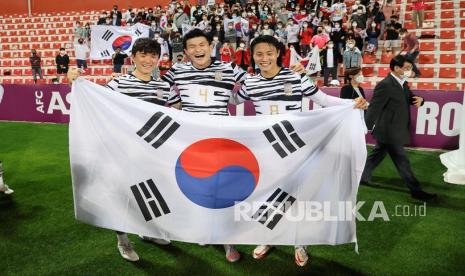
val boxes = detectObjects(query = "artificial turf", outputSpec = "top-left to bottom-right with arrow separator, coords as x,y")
0,121 -> 464,275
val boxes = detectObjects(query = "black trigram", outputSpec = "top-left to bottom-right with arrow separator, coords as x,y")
263,120 -> 306,158
252,188 -> 296,230
137,112 -> 180,149
131,179 -> 171,222
135,29 -> 142,36
100,50 -> 111,57
101,30 -> 114,41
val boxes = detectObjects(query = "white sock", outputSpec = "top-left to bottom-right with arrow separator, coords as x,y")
0,162 -> 4,187
117,233 -> 130,244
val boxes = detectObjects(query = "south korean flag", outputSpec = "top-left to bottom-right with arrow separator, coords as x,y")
90,23 -> 150,60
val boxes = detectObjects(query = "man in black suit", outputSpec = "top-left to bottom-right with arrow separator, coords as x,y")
361,55 -> 437,201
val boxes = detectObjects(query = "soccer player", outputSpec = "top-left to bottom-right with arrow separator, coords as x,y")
233,35 -> 367,267
0,161 -> 14,195
68,38 -> 171,262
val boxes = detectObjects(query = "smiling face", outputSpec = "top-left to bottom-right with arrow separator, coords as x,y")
253,42 -> 280,74
184,36 -> 213,69
132,52 -> 159,75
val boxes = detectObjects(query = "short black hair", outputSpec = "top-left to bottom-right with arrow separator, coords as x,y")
345,67 -> 361,79
59,47 -> 65,51
389,55 -> 413,71
250,35 -> 284,69
131,37 -> 161,57
183,28 -> 211,49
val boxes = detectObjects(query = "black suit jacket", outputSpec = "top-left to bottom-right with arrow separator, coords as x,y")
340,84 -> 365,100
365,73 -> 423,145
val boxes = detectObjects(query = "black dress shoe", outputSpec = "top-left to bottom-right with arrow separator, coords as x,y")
411,191 -> 437,201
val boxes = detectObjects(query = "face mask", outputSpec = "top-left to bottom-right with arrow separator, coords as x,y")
251,7 -> 255,10
240,43 -> 245,48
216,26 -> 221,30
355,0 -> 360,4
303,24 -> 308,27
288,21 -> 293,25
322,2 -> 328,7
355,75 -> 364,83
228,26 -> 233,30
372,23 -> 376,27
151,23 -> 156,27
277,25 -> 282,28
403,70 -> 412,79
213,37 -> 219,41
357,11 -> 363,15
264,25 -> 269,29
352,23 -> 357,27
252,25 -> 257,29
334,25 -> 340,29
347,43 -> 354,49
327,44 -> 334,48
352,5 -> 358,10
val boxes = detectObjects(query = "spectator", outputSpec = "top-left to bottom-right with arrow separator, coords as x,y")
110,11 -> 122,26
330,0 -> 347,25
219,41 -> 234,62
224,22 -> 237,49
171,32 -> 184,62
74,38 -> 90,72
411,0 -> 426,28
300,21 -> 313,56
210,23 -> 225,42
261,23 -> 274,36
173,8 -> 190,33
330,21 -> 346,55
56,48 -> 70,78
83,23 -> 91,43
350,6 -> 367,30
112,47 -> 128,73
233,41 -> 250,71
74,21 -> 86,43
380,0 -> 397,38
122,6 -> 134,22
158,53 -> 172,77
343,39 -> 362,80
29,49 -> 43,83
97,12 -> 108,25
310,27 -> 329,49
286,18 -> 300,53
399,28 -> 421,78
126,12 -> 138,25
340,67 -> 366,99
211,35 -> 223,60
274,22 -> 287,43
111,5 -> 123,20
321,40 -> 341,87
383,15 -> 402,54
365,22 -> 380,55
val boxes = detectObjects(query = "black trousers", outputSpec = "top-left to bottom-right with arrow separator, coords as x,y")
323,67 -> 337,86
361,142 -> 422,193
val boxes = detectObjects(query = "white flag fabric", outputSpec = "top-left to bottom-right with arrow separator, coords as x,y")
90,23 -> 150,60
70,78 -> 367,246
305,46 -> 322,75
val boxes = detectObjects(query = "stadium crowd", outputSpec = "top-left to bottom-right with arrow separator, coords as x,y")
26,0 -> 429,84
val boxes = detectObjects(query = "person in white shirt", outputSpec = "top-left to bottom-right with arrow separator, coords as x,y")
74,38 -> 90,72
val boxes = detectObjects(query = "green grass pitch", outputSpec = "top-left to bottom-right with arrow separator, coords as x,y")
0,121 -> 464,275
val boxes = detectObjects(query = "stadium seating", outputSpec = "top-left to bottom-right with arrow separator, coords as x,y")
361,0 -> 465,90
0,1 -> 463,91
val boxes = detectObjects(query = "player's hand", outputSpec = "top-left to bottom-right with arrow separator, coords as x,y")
111,72 -> 122,79
353,97 -> 368,110
290,62 -> 306,74
67,69 -> 80,83
412,96 -> 423,107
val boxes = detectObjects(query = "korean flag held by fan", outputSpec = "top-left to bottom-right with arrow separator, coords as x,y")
90,23 -> 150,60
